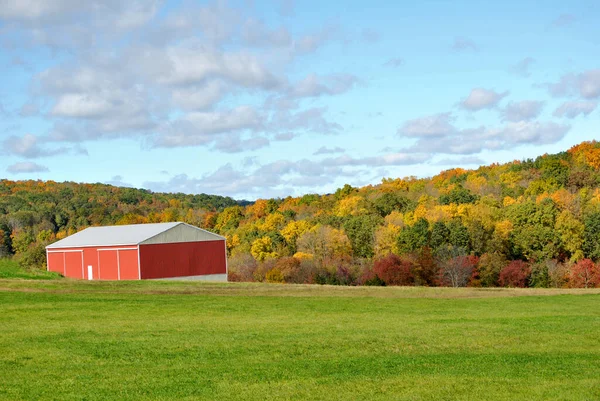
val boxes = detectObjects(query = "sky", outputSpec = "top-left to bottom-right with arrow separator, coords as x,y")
0,0 -> 599,200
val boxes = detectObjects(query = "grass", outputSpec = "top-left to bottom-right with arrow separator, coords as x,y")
0,258 -> 62,280
1,280 -> 599,400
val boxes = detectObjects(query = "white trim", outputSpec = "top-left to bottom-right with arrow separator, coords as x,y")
117,250 -> 121,280
97,247 -> 137,251
47,249 -> 85,253
81,251 -> 84,279
46,249 -> 49,272
97,251 -> 101,280
137,245 -> 141,280
47,242 -> 142,249
224,238 -> 228,282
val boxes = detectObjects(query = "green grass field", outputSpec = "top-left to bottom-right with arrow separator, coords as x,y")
1,277 -> 600,400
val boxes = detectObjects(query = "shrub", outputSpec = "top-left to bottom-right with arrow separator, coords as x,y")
227,252 -> 257,282
372,253 -> 413,286
478,252 -> 507,287
274,257 -> 301,283
437,254 -> 478,287
569,258 -> 599,288
547,259 -> 569,288
498,260 -> 531,288
265,268 -> 285,283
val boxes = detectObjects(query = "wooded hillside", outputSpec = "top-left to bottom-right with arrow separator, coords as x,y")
4,141 -> 600,288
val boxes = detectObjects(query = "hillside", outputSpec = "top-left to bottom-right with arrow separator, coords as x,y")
3,141 -> 600,288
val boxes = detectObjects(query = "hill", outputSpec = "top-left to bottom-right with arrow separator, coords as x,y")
3,141 -> 600,288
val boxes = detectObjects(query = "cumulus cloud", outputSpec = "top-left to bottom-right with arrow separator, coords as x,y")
105,175 -> 133,187
290,73 -> 360,98
241,18 -> 291,47
434,156 -> 485,166
542,69 -> 600,99
398,113 -> 456,138
2,134 -> 75,158
314,146 -> 345,155
452,37 -> 478,52
553,101 -> 598,118
501,100 -> 545,122
401,112 -> 570,155
6,162 -> 49,174
459,88 -> 508,111
143,151 -> 429,198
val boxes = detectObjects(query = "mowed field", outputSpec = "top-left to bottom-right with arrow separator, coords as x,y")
1,280 -> 600,400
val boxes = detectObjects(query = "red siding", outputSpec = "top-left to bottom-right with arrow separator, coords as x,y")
119,249 -> 139,280
98,250 -> 119,280
139,240 -> 226,279
48,245 -> 140,280
48,252 -> 65,275
65,251 -> 84,279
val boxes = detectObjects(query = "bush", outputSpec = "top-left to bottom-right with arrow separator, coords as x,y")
498,260 -> 531,288
478,253 -> 506,287
437,255 -> 478,287
569,259 -> 599,288
372,253 -> 413,286
547,259 -> 569,288
227,252 -> 257,282
265,268 -> 284,283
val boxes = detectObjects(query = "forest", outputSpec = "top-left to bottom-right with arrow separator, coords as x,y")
2,140 -> 600,288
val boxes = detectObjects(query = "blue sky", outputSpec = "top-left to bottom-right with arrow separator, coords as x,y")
0,0 -> 598,200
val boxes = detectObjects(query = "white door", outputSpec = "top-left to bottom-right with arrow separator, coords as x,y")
87,265 -> 93,280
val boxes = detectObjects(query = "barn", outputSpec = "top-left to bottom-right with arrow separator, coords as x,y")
46,222 -> 227,281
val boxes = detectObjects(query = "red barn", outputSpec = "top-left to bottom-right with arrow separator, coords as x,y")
46,222 -> 227,281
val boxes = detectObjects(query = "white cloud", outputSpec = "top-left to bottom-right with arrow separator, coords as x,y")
543,69 -> 600,99
553,101 -> 597,118
6,162 -> 49,174
434,156 -> 485,166
402,114 -> 570,155
241,18 -> 292,47
460,88 -> 508,111
2,134 -> 77,158
290,73 -> 360,98
314,146 -> 345,155
501,100 -> 545,122
398,113 -> 456,138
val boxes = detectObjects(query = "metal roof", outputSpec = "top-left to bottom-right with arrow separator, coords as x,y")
46,222 -> 224,249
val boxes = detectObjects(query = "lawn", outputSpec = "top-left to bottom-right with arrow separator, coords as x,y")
1,279 -> 599,400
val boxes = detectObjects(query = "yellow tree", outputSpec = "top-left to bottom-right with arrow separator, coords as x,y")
555,210 -> 585,261
250,237 -> 278,261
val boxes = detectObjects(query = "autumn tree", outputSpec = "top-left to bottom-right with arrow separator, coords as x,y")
372,253 -> 413,286
498,260 -> 531,288
569,259 -> 599,288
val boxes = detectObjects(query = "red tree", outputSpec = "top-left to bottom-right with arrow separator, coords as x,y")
373,253 -> 414,286
498,260 -> 531,288
569,259 -> 599,288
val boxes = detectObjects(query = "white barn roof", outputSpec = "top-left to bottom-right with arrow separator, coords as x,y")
46,222 -> 225,249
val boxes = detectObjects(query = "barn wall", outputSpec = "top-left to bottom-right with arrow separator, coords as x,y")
47,245 -> 140,280
141,224 -> 224,245
139,240 -> 226,280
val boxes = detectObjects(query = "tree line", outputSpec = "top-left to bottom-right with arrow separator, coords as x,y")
3,141 -> 600,288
